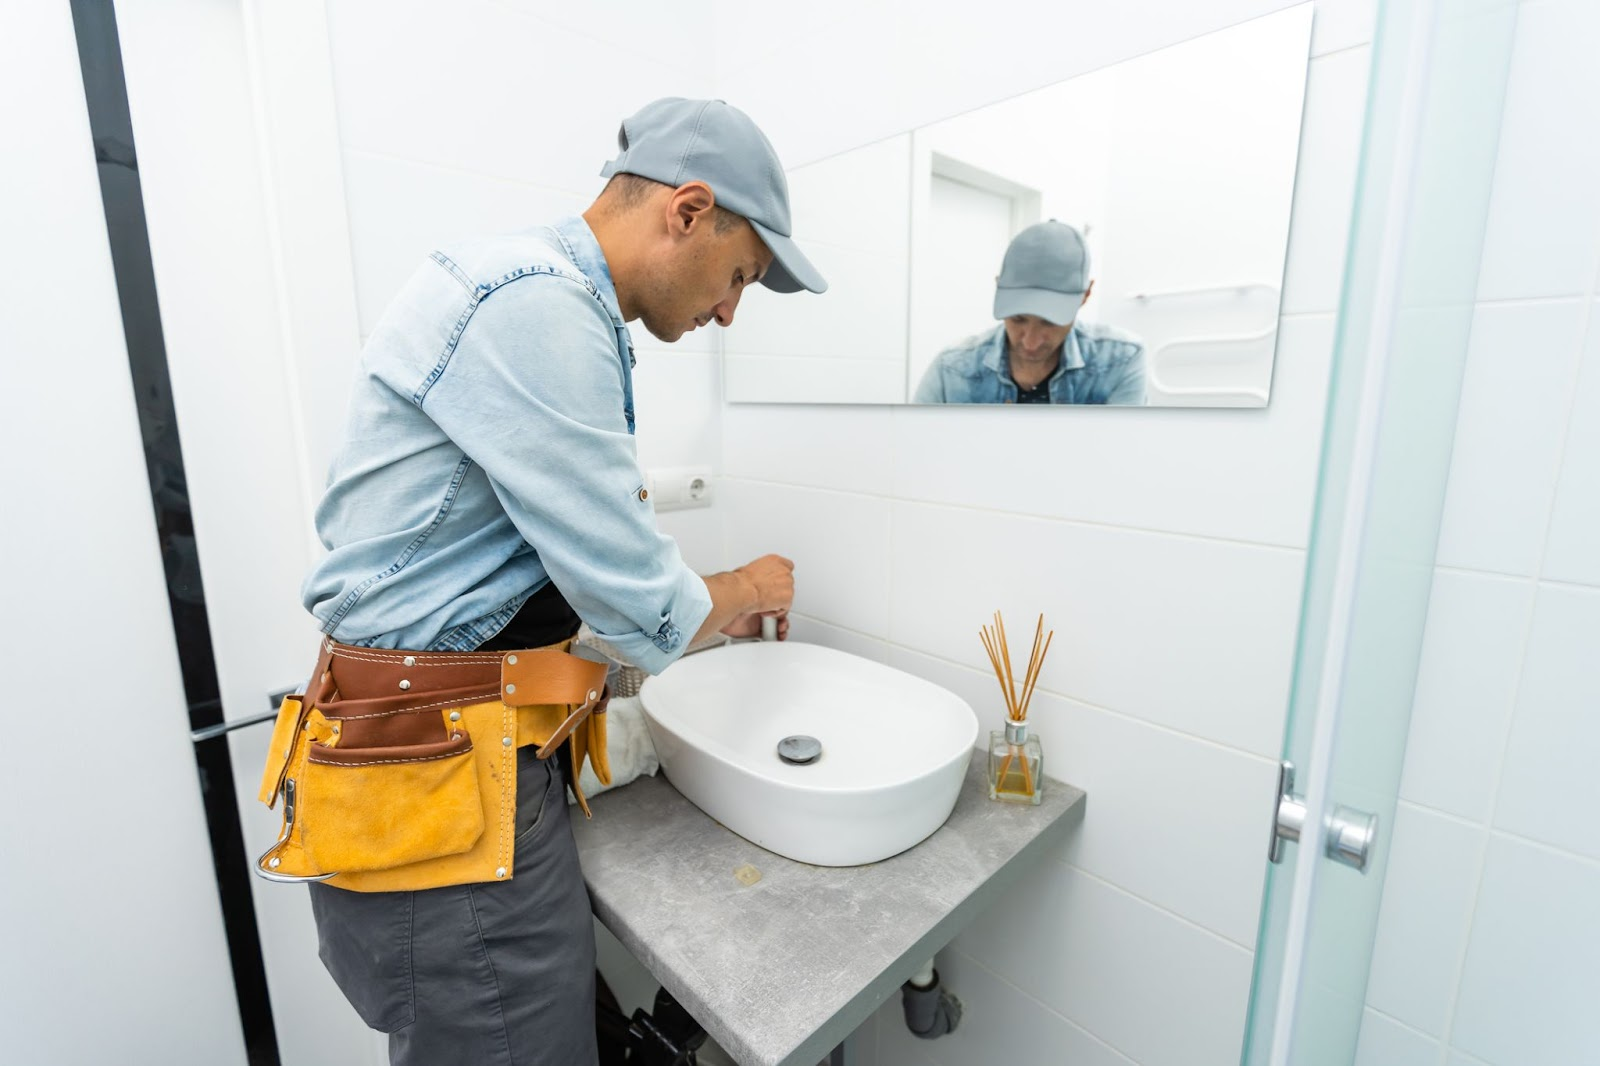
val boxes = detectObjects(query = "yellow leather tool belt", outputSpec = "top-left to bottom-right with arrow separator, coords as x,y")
255,638 -> 611,892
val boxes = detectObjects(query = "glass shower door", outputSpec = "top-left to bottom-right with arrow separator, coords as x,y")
1241,0 -> 1520,1062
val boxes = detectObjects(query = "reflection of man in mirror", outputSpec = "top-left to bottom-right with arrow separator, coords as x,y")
914,220 -> 1146,405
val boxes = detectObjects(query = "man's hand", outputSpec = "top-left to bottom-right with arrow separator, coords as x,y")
720,609 -> 789,641
693,554 -> 795,647
733,553 -> 794,615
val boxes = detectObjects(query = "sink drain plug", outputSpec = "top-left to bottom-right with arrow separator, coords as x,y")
776,735 -> 822,765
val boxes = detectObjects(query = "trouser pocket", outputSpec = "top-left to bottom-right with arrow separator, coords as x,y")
310,885 -> 415,1033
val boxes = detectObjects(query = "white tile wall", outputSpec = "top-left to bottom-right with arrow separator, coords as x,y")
710,2 -> 1377,1063
1450,836 -> 1600,1065
1397,570 -> 1534,821
1491,583 -> 1600,861
1363,807 -> 1488,1036
1354,1011 -> 1441,1066
1543,301 -> 1600,586
1433,299 -> 1588,575
1356,2 -> 1600,1058
1474,0 -> 1600,302
885,502 -> 1303,756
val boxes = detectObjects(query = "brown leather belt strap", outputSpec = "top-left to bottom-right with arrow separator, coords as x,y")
320,640 -> 610,747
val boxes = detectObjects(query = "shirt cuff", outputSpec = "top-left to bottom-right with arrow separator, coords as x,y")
586,569 -> 713,676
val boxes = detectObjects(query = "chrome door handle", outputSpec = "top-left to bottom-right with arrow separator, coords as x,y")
1269,761 -> 1379,873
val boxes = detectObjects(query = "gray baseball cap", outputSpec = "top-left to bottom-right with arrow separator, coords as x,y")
599,98 -> 827,295
993,220 -> 1091,325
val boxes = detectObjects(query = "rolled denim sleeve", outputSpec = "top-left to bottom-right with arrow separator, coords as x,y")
398,272 -> 711,674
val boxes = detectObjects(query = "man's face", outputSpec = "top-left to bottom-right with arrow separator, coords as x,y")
636,217 -> 773,344
1003,314 -> 1073,362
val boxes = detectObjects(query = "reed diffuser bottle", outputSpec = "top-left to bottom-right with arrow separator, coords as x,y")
980,611 -> 1052,805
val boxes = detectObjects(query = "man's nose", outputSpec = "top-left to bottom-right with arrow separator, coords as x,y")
712,286 -> 744,327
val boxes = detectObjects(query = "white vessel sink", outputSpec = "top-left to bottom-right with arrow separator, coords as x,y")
638,641 -> 979,866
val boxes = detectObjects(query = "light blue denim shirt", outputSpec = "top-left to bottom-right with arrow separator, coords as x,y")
913,321 -> 1147,405
301,217 -> 711,673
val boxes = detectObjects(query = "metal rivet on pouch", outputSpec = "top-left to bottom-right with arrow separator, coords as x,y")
507,654 -> 518,665
505,683 -> 516,695
449,711 -> 461,722
503,737 -> 512,747
269,857 -> 280,869
403,656 -> 416,667
588,690 -> 599,703
496,867 -> 507,878
398,679 -> 411,691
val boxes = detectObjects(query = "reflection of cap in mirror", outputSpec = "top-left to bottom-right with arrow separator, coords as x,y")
598,97 -> 828,295
993,220 -> 1090,325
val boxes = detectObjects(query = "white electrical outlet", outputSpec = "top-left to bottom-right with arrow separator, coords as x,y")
645,466 -> 714,511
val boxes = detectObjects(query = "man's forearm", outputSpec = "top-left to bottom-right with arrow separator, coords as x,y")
692,569 -> 759,645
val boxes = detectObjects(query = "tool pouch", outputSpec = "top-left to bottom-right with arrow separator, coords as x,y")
257,697 -> 489,881
255,640 -> 608,891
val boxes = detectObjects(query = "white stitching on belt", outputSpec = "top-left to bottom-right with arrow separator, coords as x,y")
329,693 -> 498,719
307,747 -> 472,767
336,643 -> 505,659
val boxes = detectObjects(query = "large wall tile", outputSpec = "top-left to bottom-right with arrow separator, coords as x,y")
341,151 -> 585,333
1434,300 -> 1587,576
1492,582 -> 1600,862
326,0 -> 708,192
1354,1010 -> 1441,1066
1398,570 -> 1535,821
1474,0 -> 1600,302
886,645 -> 1274,948
787,614 -> 895,664
888,315 -> 1334,548
877,950 -> 1136,1066
1543,303 -> 1600,588
722,405 -> 895,496
655,507 -> 725,577
1363,806 -> 1487,1037
632,350 -> 721,470
1450,835 -> 1600,1066
889,502 -> 1304,755
956,862 -> 1255,1066
721,480 -> 892,636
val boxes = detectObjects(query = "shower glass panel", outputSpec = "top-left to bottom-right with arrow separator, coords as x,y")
1241,0 -> 1519,1062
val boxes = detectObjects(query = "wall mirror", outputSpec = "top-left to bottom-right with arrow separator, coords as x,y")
723,4 -> 1314,408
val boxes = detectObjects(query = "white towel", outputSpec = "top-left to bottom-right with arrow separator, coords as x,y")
568,695 -> 658,804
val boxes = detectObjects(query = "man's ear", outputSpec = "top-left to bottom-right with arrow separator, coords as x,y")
666,181 -> 717,236
1081,279 -> 1095,305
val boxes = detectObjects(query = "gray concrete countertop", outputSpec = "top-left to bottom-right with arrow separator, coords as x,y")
569,748 -> 1086,1066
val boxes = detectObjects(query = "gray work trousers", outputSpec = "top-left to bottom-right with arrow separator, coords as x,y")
309,747 -> 599,1066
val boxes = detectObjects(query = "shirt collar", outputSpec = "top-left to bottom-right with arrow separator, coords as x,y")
551,216 -> 626,328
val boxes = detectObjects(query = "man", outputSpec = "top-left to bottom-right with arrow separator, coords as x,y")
913,220 -> 1146,405
291,98 -> 825,1064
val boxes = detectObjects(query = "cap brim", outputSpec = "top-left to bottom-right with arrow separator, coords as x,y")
750,220 -> 828,294
993,286 -> 1082,325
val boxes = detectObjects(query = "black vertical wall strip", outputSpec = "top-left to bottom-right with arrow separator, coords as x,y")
68,4 -> 280,1063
